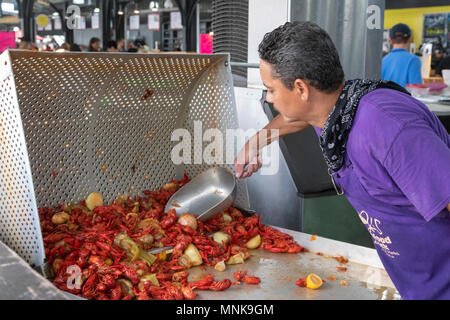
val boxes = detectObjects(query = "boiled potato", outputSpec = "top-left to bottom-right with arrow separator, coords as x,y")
226,252 -> 245,265
85,192 -> 103,210
178,213 -> 197,231
184,244 -> 203,266
222,213 -> 232,222
214,260 -> 226,272
213,232 -> 231,245
51,212 -> 70,225
246,234 -> 261,249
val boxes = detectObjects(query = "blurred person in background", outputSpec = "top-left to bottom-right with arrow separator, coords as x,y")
382,23 -> 422,87
60,42 -> 70,50
56,42 -> 70,52
105,40 -> 118,52
88,37 -> 101,52
70,43 -> 82,52
431,39 -> 445,76
117,38 -> 126,52
135,38 -> 150,53
127,40 -> 138,52
18,41 -> 33,50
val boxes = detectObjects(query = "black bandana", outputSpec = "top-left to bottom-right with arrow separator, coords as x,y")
319,79 -> 410,171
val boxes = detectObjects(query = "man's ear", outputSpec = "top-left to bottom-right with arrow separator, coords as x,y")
293,79 -> 310,101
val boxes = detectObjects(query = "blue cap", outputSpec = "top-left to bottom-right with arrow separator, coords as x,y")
390,23 -> 411,39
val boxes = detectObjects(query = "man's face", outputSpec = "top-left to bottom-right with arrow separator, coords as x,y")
259,59 -> 308,122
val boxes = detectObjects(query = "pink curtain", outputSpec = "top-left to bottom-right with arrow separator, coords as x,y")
200,34 -> 213,54
0,32 -> 15,52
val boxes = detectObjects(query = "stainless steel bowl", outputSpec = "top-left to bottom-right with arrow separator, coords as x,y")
164,167 -> 237,221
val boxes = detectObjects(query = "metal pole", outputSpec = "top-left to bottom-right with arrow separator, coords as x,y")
101,0 -> 111,50
229,62 -> 259,68
22,0 -> 34,42
64,1 -> 74,44
196,2 -> 200,53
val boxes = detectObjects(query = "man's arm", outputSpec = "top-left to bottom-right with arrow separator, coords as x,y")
234,114 -> 310,178
447,203 -> 450,212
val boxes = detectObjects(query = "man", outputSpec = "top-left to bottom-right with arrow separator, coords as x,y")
234,21 -> 450,300
105,40 -> 118,52
430,40 -> 444,75
382,23 -> 422,87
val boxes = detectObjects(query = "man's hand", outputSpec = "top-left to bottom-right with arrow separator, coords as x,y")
447,203 -> 450,212
234,136 -> 262,178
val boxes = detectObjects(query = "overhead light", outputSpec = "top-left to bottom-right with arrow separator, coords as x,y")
209,31 -> 214,36
149,1 -> 159,10
164,0 -> 174,9
118,10 -> 124,15
52,12 -> 59,17
94,8 -> 100,13
13,27 -> 20,32
73,0 -> 85,4
134,10 -> 140,14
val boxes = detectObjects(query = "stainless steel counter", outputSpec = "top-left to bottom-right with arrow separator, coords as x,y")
418,94 -> 450,116
188,227 -> 400,300
424,103 -> 450,116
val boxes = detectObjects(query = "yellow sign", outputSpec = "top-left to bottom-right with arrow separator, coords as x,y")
36,14 -> 50,27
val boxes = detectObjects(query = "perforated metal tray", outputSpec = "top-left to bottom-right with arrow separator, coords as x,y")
0,50 -> 249,269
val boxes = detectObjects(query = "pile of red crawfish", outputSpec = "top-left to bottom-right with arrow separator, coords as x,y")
39,174 -> 305,300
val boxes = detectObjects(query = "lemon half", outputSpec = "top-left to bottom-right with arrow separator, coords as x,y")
306,273 -> 323,290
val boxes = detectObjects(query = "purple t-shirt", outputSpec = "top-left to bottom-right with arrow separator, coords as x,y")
315,88 -> 450,300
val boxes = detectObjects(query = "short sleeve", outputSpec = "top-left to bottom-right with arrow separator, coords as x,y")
383,122 -> 450,221
407,57 -> 423,85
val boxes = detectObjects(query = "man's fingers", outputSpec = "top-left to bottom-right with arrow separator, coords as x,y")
234,162 -> 245,178
257,155 -> 263,170
234,151 -> 248,178
234,141 -> 263,179
243,163 -> 257,178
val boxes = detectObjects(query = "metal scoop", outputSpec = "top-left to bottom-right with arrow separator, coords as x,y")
164,167 -> 237,222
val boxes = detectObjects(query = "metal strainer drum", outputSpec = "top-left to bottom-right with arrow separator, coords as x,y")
0,50 -> 249,269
